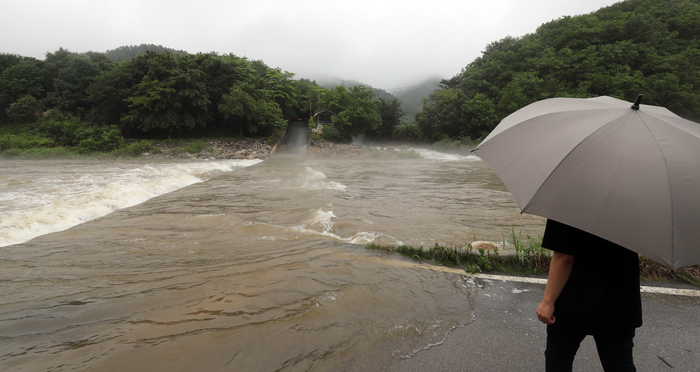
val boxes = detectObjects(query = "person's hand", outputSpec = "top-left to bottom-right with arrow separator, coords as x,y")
537,300 -> 556,324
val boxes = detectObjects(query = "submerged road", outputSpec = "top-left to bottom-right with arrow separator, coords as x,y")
389,273 -> 700,372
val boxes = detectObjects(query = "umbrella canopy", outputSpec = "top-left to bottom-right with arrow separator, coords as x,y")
472,95 -> 700,270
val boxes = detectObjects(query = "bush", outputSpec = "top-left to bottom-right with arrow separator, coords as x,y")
0,148 -> 23,158
0,134 -> 54,151
392,124 -> 421,142
181,141 -> 206,154
100,127 -> 125,150
319,124 -> 351,143
7,95 -> 44,124
39,115 -> 92,147
0,134 -> 32,151
111,140 -> 154,157
77,137 -> 100,153
1,147 -> 76,159
37,114 -> 126,154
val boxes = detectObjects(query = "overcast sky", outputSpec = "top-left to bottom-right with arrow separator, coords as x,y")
2,0 -> 622,89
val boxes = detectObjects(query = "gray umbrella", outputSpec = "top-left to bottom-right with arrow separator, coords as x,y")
472,95 -> 700,270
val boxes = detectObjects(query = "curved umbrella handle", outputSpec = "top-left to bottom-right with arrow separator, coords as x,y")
631,94 -> 643,110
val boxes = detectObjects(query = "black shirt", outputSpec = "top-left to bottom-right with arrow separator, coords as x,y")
542,219 -> 642,331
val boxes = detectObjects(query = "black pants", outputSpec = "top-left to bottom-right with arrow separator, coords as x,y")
545,321 -> 636,372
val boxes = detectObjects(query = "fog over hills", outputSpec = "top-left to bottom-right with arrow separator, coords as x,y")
299,73 -> 443,121
101,44 -> 440,122
388,76 -> 443,120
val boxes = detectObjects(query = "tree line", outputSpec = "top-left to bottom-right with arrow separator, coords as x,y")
104,44 -> 189,62
0,46 -> 405,156
2,0 -> 699,155
414,0 -> 700,145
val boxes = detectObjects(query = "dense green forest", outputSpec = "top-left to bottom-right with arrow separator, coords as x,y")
1,0 -> 699,157
415,0 -> 700,144
0,44 -> 405,155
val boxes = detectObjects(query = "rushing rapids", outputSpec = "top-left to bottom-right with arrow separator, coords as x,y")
0,151 -> 545,371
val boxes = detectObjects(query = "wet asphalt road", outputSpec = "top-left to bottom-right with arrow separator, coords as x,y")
389,276 -> 700,372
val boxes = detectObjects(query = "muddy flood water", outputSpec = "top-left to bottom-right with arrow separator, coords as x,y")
0,151 -> 545,371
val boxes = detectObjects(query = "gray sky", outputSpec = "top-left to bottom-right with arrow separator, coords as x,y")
2,0 -> 622,89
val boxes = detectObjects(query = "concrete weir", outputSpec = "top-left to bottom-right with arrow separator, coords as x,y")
273,121 -> 308,156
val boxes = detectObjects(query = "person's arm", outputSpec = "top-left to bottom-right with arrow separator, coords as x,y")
537,251 -> 574,324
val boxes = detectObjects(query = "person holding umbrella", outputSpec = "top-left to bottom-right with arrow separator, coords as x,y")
472,95 -> 700,371
536,219 -> 642,371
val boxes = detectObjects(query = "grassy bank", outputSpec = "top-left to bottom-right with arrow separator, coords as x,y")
366,229 -> 700,287
0,115 -> 276,159
0,139 -> 159,159
367,229 -> 551,276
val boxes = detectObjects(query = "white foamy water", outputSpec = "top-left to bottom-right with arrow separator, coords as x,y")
303,166 -> 347,191
248,206 -> 404,246
0,158 -> 262,247
297,208 -> 404,245
409,147 -> 480,161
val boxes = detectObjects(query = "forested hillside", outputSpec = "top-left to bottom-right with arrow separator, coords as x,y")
313,76 -> 400,110
415,0 -> 700,143
0,47 -> 405,156
105,44 -> 189,62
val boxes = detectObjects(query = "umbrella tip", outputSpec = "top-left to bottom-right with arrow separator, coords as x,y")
631,94 -> 643,110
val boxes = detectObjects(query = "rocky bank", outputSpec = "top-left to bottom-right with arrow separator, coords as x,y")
306,139 -> 409,159
143,138 -> 412,160
144,139 -> 273,160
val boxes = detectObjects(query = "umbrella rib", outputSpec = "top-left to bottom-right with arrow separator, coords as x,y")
637,112 -> 675,264
590,117 -> 633,234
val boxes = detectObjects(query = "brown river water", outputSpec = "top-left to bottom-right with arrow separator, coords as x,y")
0,153 -> 545,371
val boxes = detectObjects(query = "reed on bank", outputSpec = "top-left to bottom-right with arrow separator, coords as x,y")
367,228 -> 551,276
366,228 -> 700,287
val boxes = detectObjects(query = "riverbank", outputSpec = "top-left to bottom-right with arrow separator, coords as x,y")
1,134 -> 419,160
142,138 -> 273,160
141,138 -> 418,160
306,139 -> 410,158
366,237 -> 700,288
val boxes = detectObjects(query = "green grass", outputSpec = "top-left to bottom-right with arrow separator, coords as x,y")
367,230 -> 552,276
180,141 -> 207,154
502,228 -> 551,274
109,140 -> 155,157
676,274 -> 700,287
367,229 -> 700,287
0,147 -> 79,159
